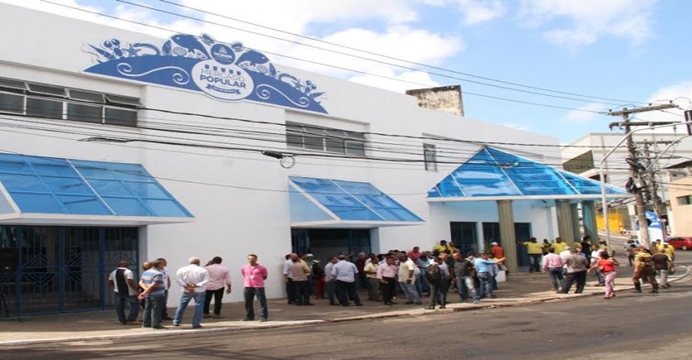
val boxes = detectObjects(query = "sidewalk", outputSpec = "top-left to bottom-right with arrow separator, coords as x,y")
1,266 -> 687,346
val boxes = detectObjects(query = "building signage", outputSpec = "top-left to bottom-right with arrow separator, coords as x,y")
84,34 -> 327,113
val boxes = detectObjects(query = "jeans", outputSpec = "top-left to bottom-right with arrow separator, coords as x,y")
528,255 -> 542,273
367,278 -> 380,301
143,296 -> 165,328
115,293 -> 140,323
243,287 -> 268,320
326,279 -> 337,304
173,291 -> 206,327
336,280 -> 361,305
456,276 -> 478,301
429,280 -> 448,308
380,277 -> 395,304
415,273 -> 423,297
292,280 -> 310,305
398,281 -> 421,303
204,288 -> 224,315
594,267 -> 605,285
603,271 -> 617,296
285,278 -> 296,303
659,269 -> 669,287
548,267 -> 565,290
477,272 -> 494,299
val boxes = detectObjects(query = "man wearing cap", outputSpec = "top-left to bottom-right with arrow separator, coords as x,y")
490,242 -> 504,260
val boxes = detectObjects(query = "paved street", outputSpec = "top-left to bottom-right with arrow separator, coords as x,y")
3,274 -> 691,360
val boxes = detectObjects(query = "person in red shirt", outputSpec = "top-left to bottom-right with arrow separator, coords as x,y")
490,242 -> 505,260
408,246 -> 422,261
589,251 -> 619,299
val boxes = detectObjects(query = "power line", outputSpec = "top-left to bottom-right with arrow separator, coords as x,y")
113,0 -> 630,106
39,0 -> 612,115
157,0 -> 644,105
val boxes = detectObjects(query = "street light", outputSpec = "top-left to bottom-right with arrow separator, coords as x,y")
599,122 -> 692,249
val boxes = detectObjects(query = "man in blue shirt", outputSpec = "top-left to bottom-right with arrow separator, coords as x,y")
472,253 -> 501,301
138,260 -> 167,329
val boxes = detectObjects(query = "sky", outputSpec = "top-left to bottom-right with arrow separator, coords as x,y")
4,0 -> 692,144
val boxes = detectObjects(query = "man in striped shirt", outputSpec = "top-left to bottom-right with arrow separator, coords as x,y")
138,260 -> 167,329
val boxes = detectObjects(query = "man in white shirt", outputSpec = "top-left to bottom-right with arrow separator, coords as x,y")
282,253 -> 297,304
397,253 -> 421,305
172,257 -> 209,329
108,260 -> 140,325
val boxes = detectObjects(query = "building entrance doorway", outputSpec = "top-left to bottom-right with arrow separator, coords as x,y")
290,228 -> 372,263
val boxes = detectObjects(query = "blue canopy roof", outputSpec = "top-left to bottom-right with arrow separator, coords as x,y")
0,153 -> 193,225
427,147 -> 630,201
289,176 -> 423,227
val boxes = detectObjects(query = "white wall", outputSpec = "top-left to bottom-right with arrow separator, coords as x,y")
0,2 -> 564,305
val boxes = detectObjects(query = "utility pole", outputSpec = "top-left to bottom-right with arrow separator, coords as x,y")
607,103 -> 679,249
640,139 -> 677,240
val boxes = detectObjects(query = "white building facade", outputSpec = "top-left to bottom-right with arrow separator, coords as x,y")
0,4 -> 623,315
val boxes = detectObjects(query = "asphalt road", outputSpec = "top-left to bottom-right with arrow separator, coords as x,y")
3,278 -> 691,360
3,246 -> 689,360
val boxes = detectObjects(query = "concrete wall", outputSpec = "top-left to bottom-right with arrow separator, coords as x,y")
669,177 -> 692,236
0,3 -> 563,306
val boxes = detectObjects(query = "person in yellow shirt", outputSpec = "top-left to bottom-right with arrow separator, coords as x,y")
662,243 -> 675,261
551,237 -> 568,254
517,237 -> 543,274
632,247 -> 658,293
654,239 -> 664,251
433,240 -> 452,254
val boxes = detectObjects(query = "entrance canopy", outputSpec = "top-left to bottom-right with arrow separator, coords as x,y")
0,153 -> 194,225
289,176 -> 423,228
427,146 -> 630,202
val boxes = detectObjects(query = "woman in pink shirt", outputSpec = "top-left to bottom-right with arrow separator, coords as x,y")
590,252 -> 619,299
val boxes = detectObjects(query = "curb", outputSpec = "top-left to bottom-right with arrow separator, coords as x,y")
2,266 -> 688,347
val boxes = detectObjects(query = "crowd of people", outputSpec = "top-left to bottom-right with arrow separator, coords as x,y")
524,235 -> 677,299
108,254 -> 269,329
107,236 -> 676,330
282,240 -> 507,310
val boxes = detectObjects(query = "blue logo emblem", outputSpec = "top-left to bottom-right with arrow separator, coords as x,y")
83,34 -> 327,113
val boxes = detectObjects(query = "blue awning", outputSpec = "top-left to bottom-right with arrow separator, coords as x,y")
0,153 -> 193,225
289,176 -> 423,228
428,146 -> 631,201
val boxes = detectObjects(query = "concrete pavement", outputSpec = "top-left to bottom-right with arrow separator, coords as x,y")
0,264 -> 688,347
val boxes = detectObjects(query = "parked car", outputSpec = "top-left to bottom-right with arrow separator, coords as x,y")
667,237 -> 692,250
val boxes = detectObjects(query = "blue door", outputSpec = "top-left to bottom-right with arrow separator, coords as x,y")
0,226 -> 139,316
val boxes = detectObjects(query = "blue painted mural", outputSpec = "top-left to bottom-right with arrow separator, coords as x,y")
83,34 -> 327,113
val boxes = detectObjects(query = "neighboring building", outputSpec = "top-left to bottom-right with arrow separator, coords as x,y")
0,3 -> 626,315
562,132 -> 692,233
666,160 -> 692,236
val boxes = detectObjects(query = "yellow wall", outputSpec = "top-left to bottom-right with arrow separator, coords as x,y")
596,209 -> 628,232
